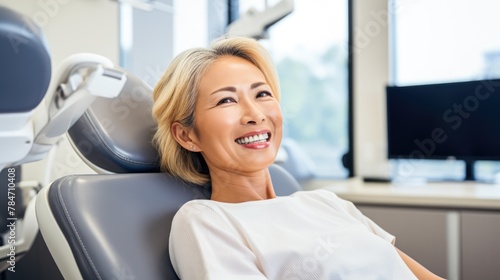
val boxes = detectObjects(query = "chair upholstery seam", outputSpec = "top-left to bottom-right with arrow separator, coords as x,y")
57,183 -> 103,280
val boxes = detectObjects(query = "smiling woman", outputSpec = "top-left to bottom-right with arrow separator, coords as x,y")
151,36 -> 444,280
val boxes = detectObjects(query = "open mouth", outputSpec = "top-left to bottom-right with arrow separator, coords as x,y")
235,132 -> 270,145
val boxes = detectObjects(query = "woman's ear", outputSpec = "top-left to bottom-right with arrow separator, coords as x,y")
171,122 -> 200,152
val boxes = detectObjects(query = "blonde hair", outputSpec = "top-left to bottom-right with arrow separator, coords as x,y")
152,36 -> 280,185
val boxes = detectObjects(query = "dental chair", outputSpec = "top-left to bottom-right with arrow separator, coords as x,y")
35,70 -> 302,279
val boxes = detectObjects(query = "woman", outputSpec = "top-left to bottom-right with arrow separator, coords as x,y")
152,36 -> 444,280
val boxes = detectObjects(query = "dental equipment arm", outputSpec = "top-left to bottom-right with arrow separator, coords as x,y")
1,54 -> 127,171
226,0 -> 294,39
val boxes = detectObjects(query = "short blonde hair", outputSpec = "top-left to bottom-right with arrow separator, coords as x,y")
152,36 -> 280,185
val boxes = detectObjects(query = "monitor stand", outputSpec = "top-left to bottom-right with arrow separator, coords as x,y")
464,159 -> 475,181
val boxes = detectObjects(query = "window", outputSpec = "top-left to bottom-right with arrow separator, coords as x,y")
392,0 -> 500,85
390,0 -> 500,182
237,0 -> 352,179
119,0 -> 174,87
119,0 -> 227,87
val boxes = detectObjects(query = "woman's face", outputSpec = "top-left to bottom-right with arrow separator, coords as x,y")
190,55 -> 283,174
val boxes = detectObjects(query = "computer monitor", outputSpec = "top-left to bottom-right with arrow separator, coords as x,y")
386,79 -> 500,180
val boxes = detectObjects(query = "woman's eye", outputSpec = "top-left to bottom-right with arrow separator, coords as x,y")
257,91 -> 273,98
216,97 -> 236,106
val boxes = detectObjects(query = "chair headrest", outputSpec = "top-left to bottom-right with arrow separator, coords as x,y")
0,6 -> 51,113
68,71 -> 160,173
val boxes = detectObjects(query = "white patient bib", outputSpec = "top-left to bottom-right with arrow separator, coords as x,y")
169,190 -> 417,280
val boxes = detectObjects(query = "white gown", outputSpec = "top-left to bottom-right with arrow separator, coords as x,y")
169,189 -> 418,280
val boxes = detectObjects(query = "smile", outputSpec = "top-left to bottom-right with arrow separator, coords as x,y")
235,133 -> 270,145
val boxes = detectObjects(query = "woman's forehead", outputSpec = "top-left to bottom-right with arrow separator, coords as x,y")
199,56 -> 266,92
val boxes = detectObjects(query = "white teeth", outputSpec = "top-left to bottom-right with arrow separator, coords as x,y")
236,133 -> 269,144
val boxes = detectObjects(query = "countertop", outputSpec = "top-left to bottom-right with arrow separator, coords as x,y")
302,178 -> 500,210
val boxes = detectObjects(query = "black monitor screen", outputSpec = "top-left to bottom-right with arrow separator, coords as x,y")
386,79 -> 500,161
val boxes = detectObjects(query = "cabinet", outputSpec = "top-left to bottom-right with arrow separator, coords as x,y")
355,205 -> 500,280
357,205 -> 449,278
461,211 -> 500,280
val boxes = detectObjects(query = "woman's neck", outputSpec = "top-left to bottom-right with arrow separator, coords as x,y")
209,168 -> 277,203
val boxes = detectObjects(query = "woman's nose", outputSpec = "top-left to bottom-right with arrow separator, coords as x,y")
241,101 -> 265,125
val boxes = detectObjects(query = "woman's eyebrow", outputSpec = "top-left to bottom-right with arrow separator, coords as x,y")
210,82 -> 268,96
251,82 -> 267,89
210,86 -> 236,96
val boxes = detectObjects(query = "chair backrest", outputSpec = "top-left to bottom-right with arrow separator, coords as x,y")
0,6 -> 51,114
36,69 -> 302,280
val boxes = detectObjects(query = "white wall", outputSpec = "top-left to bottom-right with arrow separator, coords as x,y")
353,0 -> 391,177
2,0 -> 119,67
0,0 -> 120,184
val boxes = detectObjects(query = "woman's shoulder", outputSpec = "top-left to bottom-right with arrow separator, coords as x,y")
176,199 -> 221,215
170,199 -> 227,229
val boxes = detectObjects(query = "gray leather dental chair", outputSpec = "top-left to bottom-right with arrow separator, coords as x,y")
35,70 -> 302,280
